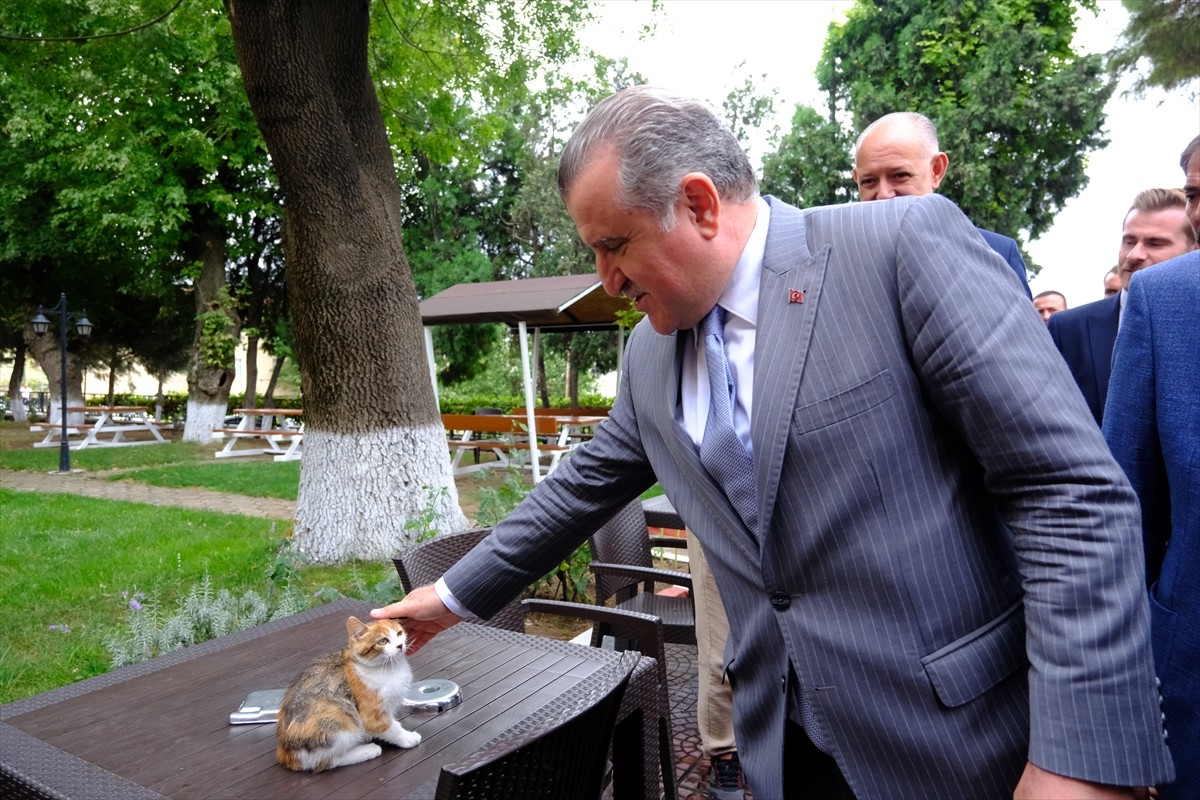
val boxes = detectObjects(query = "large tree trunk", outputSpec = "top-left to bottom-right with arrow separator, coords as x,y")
182,222 -> 238,443
24,322 -> 85,427
227,0 -> 468,562
6,339 -> 29,424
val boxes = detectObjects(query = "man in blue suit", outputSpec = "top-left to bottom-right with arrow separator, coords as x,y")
377,88 -> 1172,799
852,112 -> 1031,297
1048,188 -> 1195,425
1103,135 -> 1200,800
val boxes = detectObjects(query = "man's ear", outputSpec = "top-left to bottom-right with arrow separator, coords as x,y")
930,152 -> 949,189
681,173 -> 721,239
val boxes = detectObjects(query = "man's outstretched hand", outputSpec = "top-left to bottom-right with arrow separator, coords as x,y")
371,584 -> 464,654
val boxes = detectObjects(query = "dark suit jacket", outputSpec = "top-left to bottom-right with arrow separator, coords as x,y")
1103,251 -> 1200,800
1046,292 -> 1121,425
978,227 -> 1031,297
443,195 -> 1172,798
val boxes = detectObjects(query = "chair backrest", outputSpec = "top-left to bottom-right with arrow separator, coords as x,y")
393,528 -> 525,632
435,650 -> 638,800
588,500 -> 655,603
521,599 -> 677,800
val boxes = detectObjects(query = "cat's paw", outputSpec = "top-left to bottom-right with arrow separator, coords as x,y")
392,728 -> 421,749
334,742 -> 382,768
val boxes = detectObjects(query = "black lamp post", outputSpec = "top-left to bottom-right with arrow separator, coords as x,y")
31,293 -> 94,474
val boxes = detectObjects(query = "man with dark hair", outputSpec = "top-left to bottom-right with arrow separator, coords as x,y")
853,112 -> 1031,297
1032,290 -> 1066,321
1104,266 -> 1122,297
1048,188 -> 1196,425
375,87 -> 1172,799
1181,134 -> 1200,236
1102,136 -> 1200,800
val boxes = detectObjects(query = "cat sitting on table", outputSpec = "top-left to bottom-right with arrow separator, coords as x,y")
276,616 -> 422,772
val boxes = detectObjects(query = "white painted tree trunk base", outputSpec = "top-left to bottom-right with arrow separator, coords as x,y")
293,423 -> 470,563
182,400 -> 227,444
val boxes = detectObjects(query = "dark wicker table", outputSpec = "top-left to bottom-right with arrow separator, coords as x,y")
1,599 -> 662,799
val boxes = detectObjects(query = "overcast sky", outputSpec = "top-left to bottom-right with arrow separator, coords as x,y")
579,0 -> 1200,308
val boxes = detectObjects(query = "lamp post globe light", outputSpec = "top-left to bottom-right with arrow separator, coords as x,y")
31,293 -> 93,474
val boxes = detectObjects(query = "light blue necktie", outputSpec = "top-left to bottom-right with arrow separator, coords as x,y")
697,305 -> 757,533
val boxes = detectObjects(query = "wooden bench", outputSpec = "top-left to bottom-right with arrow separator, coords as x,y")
442,413 -> 571,475
511,406 -> 611,417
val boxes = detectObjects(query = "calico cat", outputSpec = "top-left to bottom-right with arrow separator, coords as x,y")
276,615 -> 422,772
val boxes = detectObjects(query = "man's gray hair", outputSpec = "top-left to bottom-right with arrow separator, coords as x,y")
1182,135 -> 1200,172
854,112 -> 941,158
557,86 -> 758,230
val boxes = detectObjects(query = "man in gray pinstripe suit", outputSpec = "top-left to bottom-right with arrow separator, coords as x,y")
374,87 -> 1172,799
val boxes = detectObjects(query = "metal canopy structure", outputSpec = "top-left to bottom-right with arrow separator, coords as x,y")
419,274 -> 628,482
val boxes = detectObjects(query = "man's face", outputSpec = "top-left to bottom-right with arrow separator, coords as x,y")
853,127 -> 948,200
1033,294 -> 1065,321
565,150 -> 721,335
1117,207 -> 1195,289
1184,151 -> 1200,238
1103,271 -> 1121,297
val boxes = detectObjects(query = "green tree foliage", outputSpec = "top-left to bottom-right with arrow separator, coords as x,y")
761,104 -> 857,209
0,0 -> 274,404
1110,0 -> 1200,96
761,0 -> 1113,254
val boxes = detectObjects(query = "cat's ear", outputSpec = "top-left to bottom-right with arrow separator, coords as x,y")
346,616 -> 369,640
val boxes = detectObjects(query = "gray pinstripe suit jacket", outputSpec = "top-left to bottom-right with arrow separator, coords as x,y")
443,194 -> 1173,799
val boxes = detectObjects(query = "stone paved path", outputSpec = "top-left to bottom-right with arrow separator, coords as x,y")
1,469 -> 295,519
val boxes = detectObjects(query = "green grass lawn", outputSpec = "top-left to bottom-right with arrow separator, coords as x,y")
0,489 -> 397,704
0,422 -> 667,704
0,438 -> 210,473
115,460 -> 302,500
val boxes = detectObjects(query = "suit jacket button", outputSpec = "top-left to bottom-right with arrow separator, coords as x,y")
770,592 -> 791,610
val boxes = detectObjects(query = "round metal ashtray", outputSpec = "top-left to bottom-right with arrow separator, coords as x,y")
403,679 -> 463,713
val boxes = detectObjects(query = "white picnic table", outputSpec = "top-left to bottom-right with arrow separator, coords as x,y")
32,405 -> 168,450
212,408 -> 304,461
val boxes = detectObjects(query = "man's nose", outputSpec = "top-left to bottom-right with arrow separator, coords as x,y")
876,181 -> 897,200
596,258 -> 625,297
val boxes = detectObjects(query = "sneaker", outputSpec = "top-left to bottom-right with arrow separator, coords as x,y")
708,751 -> 746,800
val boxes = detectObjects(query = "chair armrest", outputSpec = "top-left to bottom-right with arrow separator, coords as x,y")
647,536 -> 687,551
590,562 -> 693,596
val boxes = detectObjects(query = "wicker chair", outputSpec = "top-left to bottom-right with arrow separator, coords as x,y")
589,500 -> 696,647
434,650 -> 638,800
522,599 -> 677,800
392,527 -> 526,632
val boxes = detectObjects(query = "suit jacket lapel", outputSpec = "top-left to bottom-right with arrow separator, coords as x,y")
754,198 -> 830,535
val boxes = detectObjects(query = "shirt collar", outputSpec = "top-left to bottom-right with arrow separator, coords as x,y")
717,195 -> 769,326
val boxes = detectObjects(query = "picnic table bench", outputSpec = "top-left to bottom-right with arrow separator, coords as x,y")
31,406 -> 168,450
212,408 -> 304,461
441,413 -> 572,476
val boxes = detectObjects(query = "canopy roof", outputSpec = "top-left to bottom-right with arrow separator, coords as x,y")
419,274 -> 627,331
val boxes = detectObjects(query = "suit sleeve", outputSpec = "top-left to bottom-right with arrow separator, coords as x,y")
440,326 -> 659,620
893,195 -> 1170,785
1102,279 -> 1168,582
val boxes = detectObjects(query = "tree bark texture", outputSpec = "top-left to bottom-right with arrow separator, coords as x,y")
24,322 -> 85,426
183,221 -> 238,443
6,339 -> 29,423
227,0 -> 468,561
